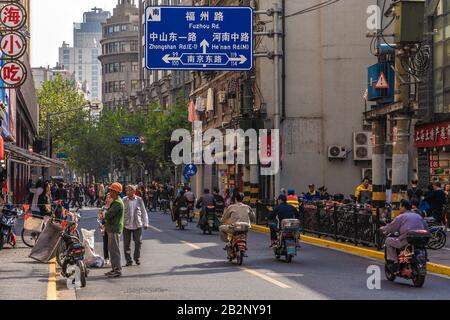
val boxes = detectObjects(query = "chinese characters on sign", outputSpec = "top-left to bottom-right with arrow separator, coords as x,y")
415,120 -> 450,148
0,1 -> 28,88
145,6 -> 253,71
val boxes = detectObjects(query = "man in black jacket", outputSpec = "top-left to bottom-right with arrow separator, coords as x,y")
425,182 -> 447,224
267,195 -> 300,246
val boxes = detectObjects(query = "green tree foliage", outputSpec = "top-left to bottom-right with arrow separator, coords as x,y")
39,82 -> 190,180
37,74 -> 87,145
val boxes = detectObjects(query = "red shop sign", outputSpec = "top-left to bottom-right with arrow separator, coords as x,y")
415,120 -> 450,148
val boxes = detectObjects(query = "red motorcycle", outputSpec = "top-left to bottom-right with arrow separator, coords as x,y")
226,222 -> 250,266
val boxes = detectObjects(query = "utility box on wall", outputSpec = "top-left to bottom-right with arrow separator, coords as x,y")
394,0 -> 425,43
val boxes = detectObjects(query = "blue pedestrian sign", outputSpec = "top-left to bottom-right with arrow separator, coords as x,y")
120,136 -> 142,146
145,6 -> 253,71
183,164 -> 198,178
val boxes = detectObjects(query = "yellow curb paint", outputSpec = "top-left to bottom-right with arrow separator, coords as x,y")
240,267 -> 291,289
47,258 -> 57,300
251,225 -> 450,277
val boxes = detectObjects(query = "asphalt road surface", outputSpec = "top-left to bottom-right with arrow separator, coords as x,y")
68,208 -> 450,300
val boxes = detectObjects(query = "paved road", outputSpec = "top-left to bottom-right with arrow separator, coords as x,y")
67,208 -> 450,300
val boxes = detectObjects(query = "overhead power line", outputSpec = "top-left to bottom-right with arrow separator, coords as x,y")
284,0 -> 342,18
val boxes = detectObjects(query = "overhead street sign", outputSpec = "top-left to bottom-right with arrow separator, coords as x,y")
145,6 -> 253,71
120,136 -> 142,146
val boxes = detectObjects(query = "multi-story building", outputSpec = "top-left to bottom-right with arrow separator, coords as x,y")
58,8 -> 111,102
188,0 -> 378,201
0,0 -> 63,203
414,1 -> 450,188
99,0 -> 140,110
32,63 -> 76,91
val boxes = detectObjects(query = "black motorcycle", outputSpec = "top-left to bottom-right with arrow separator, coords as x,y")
201,206 -> 218,235
60,233 -> 88,288
272,219 -> 301,263
384,230 -> 430,288
0,206 -> 22,250
177,206 -> 189,230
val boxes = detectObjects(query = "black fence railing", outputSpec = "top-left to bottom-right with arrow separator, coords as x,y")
256,201 -> 386,250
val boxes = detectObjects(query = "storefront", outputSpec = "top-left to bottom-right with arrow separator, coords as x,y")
415,120 -> 450,185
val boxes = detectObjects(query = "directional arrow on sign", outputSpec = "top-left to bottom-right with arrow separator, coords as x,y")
162,54 -> 181,64
229,55 -> 248,64
200,39 -> 210,54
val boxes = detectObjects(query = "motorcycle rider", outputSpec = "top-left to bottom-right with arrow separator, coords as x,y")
196,189 -> 216,230
381,199 -> 428,274
173,189 -> 188,228
268,194 -> 300,247
219,192 -> 255,245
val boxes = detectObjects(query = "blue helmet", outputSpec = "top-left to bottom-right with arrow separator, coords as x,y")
287,189 -> 295,195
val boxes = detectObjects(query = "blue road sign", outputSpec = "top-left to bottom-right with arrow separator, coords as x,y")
121,136 -> 141,146
145,6 -> 253,71
183,164 -> 198,177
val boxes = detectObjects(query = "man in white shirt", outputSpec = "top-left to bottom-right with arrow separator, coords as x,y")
123,185 -> 149,266
30,180 -> 44,216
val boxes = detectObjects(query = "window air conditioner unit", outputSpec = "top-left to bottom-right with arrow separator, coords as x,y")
354,132 -> 373,161
328,145 -> 347,159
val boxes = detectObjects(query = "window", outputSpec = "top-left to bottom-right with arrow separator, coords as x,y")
131,80 -> 139,92
121,24 -> 128,31
120,64 -> 126,72
119,42 -> 126,52
133,25 -> 139,32
131,62 -> 138,72
130,40 -> 138,51
433,8 -> 450,113
114,25 -> 120,32
114,81 -> 119,92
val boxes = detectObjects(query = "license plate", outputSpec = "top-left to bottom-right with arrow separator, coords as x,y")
287,246 -> 296,254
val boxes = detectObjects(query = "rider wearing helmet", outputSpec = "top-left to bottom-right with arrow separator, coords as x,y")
287,189 -> 301,211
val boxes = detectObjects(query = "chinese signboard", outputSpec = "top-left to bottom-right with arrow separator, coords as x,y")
415,120 -> 450,148
145,6 -> 253,71
0,1 -> 27,88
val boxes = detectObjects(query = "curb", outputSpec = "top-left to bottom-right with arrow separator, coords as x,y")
251,225 -> 450,277
47,258 -> 57,300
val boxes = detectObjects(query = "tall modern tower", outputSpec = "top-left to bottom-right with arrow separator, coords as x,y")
59,8 -> 111,101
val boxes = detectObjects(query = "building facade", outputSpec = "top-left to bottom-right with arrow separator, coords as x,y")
59,8 -> 110,102
99,0 -> 140,110
188,0 -> 378,201
415,0 -> 450,188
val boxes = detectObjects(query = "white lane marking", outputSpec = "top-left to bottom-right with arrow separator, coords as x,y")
149,225 -> 163,233
441,247 -> 450,251
266,273 -> 304,278
240,267 -> 292,289
181,241 -> 202,250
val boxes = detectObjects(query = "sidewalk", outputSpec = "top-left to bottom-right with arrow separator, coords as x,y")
0,238 -> 50,300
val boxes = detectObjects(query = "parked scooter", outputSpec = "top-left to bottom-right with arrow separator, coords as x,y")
226,222 -> 250,266
273,219 -> 301,263
0,206 -> 23,250
60,232 -> 88,288
177,206 -> 189,230
383,229 -> 431,288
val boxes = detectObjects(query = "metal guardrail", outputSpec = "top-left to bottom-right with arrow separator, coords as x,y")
256,200 -> 386,250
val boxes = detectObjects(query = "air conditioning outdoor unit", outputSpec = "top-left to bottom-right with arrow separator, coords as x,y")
218,91 -> 227,104
362,168 -> 373,181
354,132 -> 373,161
328,145 -> 347,159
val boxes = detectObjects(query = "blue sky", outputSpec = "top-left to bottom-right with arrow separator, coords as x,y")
31,0 -> 116,68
